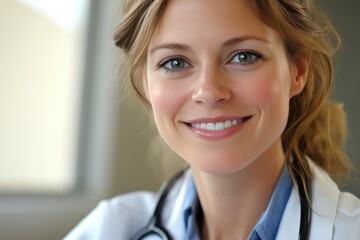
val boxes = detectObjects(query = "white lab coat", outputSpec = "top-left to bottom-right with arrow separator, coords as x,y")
65,161 -> 360,239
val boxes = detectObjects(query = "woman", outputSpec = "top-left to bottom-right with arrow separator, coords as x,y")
66,0 -> 360,239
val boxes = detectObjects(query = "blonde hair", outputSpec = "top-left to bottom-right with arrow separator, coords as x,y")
114,0 -> 167,106
113,0 -> 351,183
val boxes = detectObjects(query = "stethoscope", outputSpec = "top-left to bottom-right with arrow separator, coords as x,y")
131,161 -> 312,240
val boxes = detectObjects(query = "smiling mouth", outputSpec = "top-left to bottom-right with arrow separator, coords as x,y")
186,116 -> 252,131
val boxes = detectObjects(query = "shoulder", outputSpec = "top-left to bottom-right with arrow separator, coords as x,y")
64,169 -> 192,240
64,191 -> 157,240
333,191 -> 360,238
309,160 -> 360,239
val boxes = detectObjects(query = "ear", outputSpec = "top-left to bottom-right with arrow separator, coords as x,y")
290,57 -> 309,98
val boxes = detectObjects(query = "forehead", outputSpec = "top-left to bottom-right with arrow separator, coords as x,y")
150,0 -> 280,47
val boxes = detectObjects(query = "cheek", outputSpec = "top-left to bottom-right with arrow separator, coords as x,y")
147,80 -> 190,150
148,81 -> 186,121
238,71 -> 288,107
243,82 -> 274,105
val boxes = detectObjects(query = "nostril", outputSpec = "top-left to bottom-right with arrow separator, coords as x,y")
192,89 -> 231,105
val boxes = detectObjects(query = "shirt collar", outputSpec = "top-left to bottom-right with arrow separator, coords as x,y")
182,164 -> 293,240
249,163 -> 293,240
182,176 -> 201,240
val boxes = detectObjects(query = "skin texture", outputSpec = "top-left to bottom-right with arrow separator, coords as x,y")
144,0 -> 308,239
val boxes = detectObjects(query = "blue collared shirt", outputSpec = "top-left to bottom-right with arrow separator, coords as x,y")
182,165 -> 293,240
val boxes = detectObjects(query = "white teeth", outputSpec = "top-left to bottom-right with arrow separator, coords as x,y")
207,123 -> 216,130
191,119 -> 243,130
224,120 -> 232,128
215,122 -> 224,130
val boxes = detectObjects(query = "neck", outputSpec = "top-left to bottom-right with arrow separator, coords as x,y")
191,143 -> 285,240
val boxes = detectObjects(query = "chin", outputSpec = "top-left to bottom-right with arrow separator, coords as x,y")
187,153 -> 255,175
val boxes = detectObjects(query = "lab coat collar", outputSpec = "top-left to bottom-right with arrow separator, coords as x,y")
162,169 -> 192,239
162,160 -> 340,240
276,159 -> 340,239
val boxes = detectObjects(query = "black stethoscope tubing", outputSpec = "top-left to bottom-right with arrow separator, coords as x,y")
295,162 -> 312,240
131,163 -> 312,240
130,170 -> 184,240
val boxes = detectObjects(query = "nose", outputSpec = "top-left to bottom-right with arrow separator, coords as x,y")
192,67 -> 231,106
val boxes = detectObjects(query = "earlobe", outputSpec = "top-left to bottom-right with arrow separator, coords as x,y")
290,58 -> 309,98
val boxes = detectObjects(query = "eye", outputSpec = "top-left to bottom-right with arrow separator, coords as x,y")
229,51 -> 261,65
159,57 -> 191,72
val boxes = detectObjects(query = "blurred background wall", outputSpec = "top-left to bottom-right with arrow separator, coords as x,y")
317,0 -> 360,194
0,0 -> 359,239
0,0 -> 82,193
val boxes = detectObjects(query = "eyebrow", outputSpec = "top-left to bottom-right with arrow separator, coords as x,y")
150,43 -> 191,54
150,35 -> 270,54
221,36 -> 271,48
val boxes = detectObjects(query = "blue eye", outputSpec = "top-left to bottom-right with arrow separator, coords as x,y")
230,51 -> 261,65
160,58 -> 190,72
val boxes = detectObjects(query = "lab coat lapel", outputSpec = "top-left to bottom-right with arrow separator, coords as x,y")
276,186 -> 301,240
162,170 -> 192,240
276,161 -> 340,239
308,161 -> 339,240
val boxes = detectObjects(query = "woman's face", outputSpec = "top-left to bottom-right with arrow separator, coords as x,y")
144,0 -> 307,174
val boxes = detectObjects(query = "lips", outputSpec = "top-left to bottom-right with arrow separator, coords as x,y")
190,117 -> 250,131
184,116 -> 252,140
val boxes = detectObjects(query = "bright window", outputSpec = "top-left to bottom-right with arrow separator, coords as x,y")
0,0 -> 90,192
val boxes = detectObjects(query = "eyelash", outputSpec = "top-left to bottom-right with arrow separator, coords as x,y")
228,50 -> 263,66
157,56 -> 191,73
